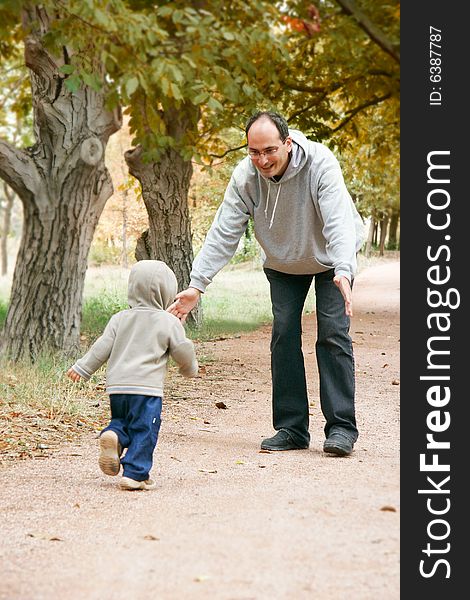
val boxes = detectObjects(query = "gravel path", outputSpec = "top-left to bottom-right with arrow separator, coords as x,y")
0,260 -> 400,600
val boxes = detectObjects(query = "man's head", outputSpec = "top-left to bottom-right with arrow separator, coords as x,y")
245,111 -> 292,178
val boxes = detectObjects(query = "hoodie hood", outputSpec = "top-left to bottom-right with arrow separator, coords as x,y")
128,260 -> 177,310
261,130 -> 308,228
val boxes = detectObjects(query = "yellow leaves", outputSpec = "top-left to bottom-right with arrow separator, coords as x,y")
125,77 -> 139,98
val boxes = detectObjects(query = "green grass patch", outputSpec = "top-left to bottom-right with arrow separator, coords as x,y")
187,264 -> 315,341
81,293 -> 128,341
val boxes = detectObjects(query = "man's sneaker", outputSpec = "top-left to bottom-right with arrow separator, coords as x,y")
323,431 -> 354,456
261,429 -> 308,451
98,430 -> 122,476
120,477 -> 157,491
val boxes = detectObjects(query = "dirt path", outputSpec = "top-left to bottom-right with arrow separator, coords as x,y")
0,260 -> 400,600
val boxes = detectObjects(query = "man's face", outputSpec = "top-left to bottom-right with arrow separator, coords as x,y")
247,118 -> 292,178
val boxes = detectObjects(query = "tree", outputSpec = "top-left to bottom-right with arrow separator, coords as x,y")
0,183 -> 16,276
265,0 -> 400,231
43,0 -> 291,324
203,0 -> 400,235
0,0 -> 295,355
0,4 -> 121,360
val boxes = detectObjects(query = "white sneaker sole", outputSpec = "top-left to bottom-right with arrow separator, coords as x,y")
120,477 -> 156,491
99,431 -> 121,476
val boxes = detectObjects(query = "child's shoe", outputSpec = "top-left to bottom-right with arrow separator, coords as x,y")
98,430 -> 121,476
120,476 -> 156,491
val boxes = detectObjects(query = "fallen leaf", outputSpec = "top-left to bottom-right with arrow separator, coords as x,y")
235,460 -> 245,465
382,364 -> 389,368
215,402 -> 227,409
198,469 -> 217,474
27,532 -> 63,541
392,379 -> 400,385
143,535 -> 160,541
380,505 -> 397,512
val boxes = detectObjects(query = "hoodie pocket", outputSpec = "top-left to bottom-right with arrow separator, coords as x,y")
263,255 -> 332,275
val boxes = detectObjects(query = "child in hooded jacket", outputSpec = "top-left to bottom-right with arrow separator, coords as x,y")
66,260 -> 198,490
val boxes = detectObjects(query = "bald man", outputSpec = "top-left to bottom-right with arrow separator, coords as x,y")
168,111 -> 365,456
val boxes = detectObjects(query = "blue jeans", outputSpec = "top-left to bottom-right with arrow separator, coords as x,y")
264,268 -> 358,447
101,394 -> 162,481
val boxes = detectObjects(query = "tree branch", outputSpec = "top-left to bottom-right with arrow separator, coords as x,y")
208,143 -> 247,160
282,69 -> 398,95
334,0 -> 400,64
331,92 -> 392,133
0,139 -> 38,201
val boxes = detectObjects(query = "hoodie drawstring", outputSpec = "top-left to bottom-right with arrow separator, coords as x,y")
264,182 -> 282,230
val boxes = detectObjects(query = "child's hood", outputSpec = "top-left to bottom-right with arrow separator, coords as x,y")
127,260 -> 178,310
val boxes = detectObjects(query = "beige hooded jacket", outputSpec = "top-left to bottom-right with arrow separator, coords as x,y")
71,260 -> 198,396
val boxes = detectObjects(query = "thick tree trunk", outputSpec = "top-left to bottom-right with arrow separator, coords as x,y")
1,184 -> 15,276
0,7 -> 121,360
125,145 -> 201,326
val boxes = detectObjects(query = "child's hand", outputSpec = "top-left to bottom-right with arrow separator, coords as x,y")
66,367 -> 82,382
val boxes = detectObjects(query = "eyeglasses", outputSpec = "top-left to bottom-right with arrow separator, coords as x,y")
247,140 -> 286,159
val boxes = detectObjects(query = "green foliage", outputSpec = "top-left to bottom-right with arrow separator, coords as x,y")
230,220 -> 261,265
81,292 -> 128,341
0,298 -> 7,329
4,0 -> 290,163
273,0 -> 399,217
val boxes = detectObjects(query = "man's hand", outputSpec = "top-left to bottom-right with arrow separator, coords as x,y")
66,367 -> 82,382
167,287 -> 201,323
333,275 -> 353,317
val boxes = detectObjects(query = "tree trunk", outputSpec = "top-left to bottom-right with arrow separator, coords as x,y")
121,189 -> 129,269
0,7 -> 121,360
388,209 -> 399,249
1,184 -> 15,276
365,214 -> 376,257
125,141 -> 201,326
378,213 -> 389,256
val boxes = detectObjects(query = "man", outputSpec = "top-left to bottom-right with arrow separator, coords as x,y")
168,111 -> 365,456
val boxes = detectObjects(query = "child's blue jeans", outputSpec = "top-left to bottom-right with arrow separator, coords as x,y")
101,394 -> 162,481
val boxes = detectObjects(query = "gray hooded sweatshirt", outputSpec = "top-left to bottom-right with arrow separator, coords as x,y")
190,130 -> 365,292
71,260 -> 198,397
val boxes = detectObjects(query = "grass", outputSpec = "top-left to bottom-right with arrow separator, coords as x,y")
0,252 -> 392,339
80,262 -> 316,340
0,353 -> 109,460
189,262 -> 315,341
0,253 -> 397,460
